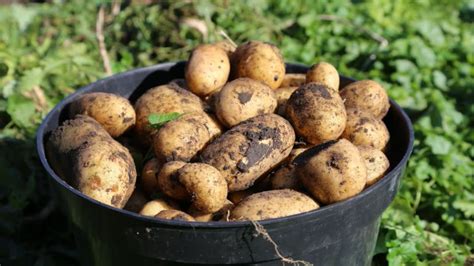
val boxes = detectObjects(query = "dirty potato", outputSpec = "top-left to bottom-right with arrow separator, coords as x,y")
141,158 -> 162,195
358,146 -> 390,186
340,80 -> 390,119
306,62 -> 340,91
154,210 -> 195,221
279,73 -> 306,88
274,86 -> 298,116
157,161 -> 188,201
342,108 -> 390,150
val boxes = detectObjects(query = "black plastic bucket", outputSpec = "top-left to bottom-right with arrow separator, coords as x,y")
36,62 -> 414,266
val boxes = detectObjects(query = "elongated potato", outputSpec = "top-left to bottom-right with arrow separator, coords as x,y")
200,114 -> 295,191
153,112 -> 222,162
185,44 -> 230,97
286,83 -> 346,144
47,115 -> 136,208
274,86 -> 298,116
340,80 -> 390,119
230,189 -> 319,221
358,146 -> 390,186
280,73 -> 305,88
155,210 -> 195,221
306,62 -> 340,91
342,108 -> 390,150
157,161 -> 188,201
134,83 -> 206,145
215,78 -> 277,127
69,92 -> 136,137
139,199 -> 177,217
295,139 -> 367,204
232,41 -> 285,89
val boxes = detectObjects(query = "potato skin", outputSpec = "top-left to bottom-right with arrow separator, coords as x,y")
280,73 -> 306,88
270,147 -> 308,190
177,163 -> 228,213
286,83 -> 347,144
157,161 -> 188,201
296,139 -> 367,204
188,200 -> 234,222
69,92 -> 136,137
154,210 -> 195,221
230,189 -> 319,221
232,41 -> 286,89
185,44 -> 230,97
47,115 -> 136,208
141,158 -> 162,195
215,78 -> 277,127
139,199 -> 175,217
134,84 -> 206,145
200,114 -> 295,191
153,112 -> 222,162
358,146 -> 389,186
274,86 -> 298,116
340,80 -> 390,119
306,62 -> 340,91
342,108 -> 390,150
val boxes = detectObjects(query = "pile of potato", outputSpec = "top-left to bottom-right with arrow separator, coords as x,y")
47,40 -> 391,222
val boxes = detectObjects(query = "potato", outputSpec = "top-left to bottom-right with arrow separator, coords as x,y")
230,189 -> 319,221
188,200 -> 234,222
306,62 -> 340,91
342,108 -> 390,150
134,83 -> 206,145
286,83 -> 347,144
295,139 -> 367,204
232,41 -> 285,89
141,158 -> 162,195
228,190 -> 253,204
185,44 -> 230,97
340,80 -> 390,119
157,161 -> 188,201
47,115 -> 136,208
153,112 -> 222,162
139,199 -> 176,217
274,86 -> 298,116
69,92 -> 135,137
215,78 -> 277,127
177,163 -> 228,213
270,147 -> 308,190
214,40 -> 236,57
200,114 -> 295,191
124,187 -> 148,213
358,146 -> 390,186
154,210 -> 195,221
279,73 -> 305,88
169,79 -> 187,89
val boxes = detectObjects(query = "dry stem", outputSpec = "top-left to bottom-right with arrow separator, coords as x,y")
96,6 -> 112,76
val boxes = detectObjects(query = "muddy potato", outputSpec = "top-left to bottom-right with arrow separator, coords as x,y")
215,78 -> 277,127
157,161 -> 188,201
358,146 -> 390,186
177,163 -> 228,213
153,112 -> 222,162
274,86 -> 298,116
69,92 -> 136,137
280,73 -> 306,88
228,190 -> 253,204
230,189 -> 319,221
232,41 -> 285,89
139,199 -> 176,217
270,147 -> 308,190
141,158 -> 162,195
296,139 -> 367,204
286,83 -> 347,145
306,62 -> 340,91
47,115 -> 136,208
340,80 -> 390,119
188,200 -> 234,222
134,83 -> 206,145
342,108 -> 390,150
185,44 -> 230,97
200,114 -> 295,191
154,210 -> 195,221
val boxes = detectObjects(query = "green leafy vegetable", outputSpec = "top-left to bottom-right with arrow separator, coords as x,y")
148,112 -> 182,129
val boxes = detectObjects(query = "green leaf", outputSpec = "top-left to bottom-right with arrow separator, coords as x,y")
424,135 -> 452,155
6,94 -> 36,129
16,67 -> 44,93
148,112 -> 182,129
453,200 -> 474,218
432,70 -> 447,91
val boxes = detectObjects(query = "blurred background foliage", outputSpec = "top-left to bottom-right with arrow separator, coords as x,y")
0,0 -> 473,265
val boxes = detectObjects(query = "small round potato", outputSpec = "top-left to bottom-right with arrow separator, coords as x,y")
188,200 -> 234,222
342,108 -> 390,150
215,78 -> 277,127
295,139 -> 367,204
286,83 -> 346,144
69,92 -> 136,137
141,158 -> 162,195
230,189 -> 319,221
185,44 -> 230,97
306,62 -> 340,91
232,41 -> 286,89
139,199 -> 176,217
340,80 -> 390,119
157,161 -> 188,201
274,86 -> 298,116
177,163 -> 228,213
154,210 -> 195,221
279,73 -> 306,88
153,112 -> 222,162
200,114 -> 296,191
270,147 -> 308,190
134,83 -> 206,145
358,146 -> 390,186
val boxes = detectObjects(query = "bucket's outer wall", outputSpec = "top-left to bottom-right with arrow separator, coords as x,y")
37,62 -> 414,266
